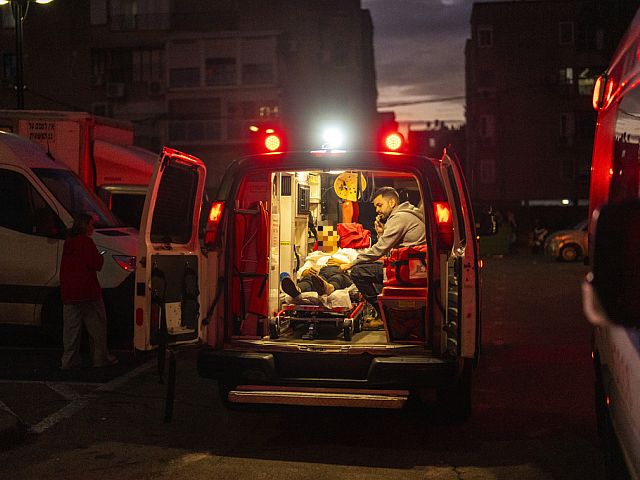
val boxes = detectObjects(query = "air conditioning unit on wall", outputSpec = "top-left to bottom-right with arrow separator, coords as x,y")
106,82 -> 125,98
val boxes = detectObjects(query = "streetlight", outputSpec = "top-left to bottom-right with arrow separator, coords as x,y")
0,0 -> 54,109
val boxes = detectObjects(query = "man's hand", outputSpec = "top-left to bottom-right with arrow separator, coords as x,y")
374,219 -> 384,236
300,267 -> 318,278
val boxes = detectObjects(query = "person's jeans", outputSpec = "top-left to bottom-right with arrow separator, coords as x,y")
298,265 -> 353,292
350,262 -> 383,314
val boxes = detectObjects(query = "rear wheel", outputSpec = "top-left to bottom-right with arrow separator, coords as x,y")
435,358 -> 473,423
559,244 -> 580,262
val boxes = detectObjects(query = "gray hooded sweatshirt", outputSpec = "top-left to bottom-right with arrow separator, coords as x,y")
354,201 -> 426,264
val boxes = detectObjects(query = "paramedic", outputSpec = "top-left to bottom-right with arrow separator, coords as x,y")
341,187 -> 426,327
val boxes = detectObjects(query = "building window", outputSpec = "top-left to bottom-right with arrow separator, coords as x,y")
90,0 -> 107,25
559,21 -> 574,45
578,68 -> 596,95
241,63 -> 274,85
480,159 -> 495,184
169,68 -> 200,88
91,51 -> 106,86
169,98 -> 221,142
205,58 -> 236,86
478,26 -> 493,48
132,48 -> 164,83
480,115 -> 496,145
558,67 -> 574,85
110,0 -> 170,31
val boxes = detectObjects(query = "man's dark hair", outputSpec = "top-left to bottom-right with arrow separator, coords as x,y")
373,186 -> 399,202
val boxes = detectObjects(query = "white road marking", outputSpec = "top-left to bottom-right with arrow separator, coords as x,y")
29,359 -> 156,434
45,382 -> 81,401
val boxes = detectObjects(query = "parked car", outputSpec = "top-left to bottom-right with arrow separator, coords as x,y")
544,219 -> 588,262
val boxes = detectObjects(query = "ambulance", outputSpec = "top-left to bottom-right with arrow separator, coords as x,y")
135,127 -> 489,420
586,7 -> 640,479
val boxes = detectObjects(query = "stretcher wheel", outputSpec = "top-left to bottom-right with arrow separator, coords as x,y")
269,318 -> 280,339
343,318 -> 353,341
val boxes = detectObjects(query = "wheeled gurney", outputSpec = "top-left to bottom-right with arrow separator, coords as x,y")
270,301 -> 366,341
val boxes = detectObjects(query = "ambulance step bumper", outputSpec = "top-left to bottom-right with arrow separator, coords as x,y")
197,348 -> 459,388
227,385 -> 409,409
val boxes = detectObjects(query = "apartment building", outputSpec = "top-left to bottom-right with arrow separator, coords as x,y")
0,0 -> 377,188
465,0 -> 637,212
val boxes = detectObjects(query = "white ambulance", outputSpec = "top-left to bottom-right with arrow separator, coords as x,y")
135,128 -> 488,420
586,7 -> 640,479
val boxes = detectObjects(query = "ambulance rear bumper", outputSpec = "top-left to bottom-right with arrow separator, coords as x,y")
197,347 -> 459,389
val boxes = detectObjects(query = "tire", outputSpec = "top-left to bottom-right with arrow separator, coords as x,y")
559,244 -> 580,262
343,319 -> 353,341
41,290 -> 63,347
436,358 -> 473,423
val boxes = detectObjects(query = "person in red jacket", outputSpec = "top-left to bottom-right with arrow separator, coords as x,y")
59,213 -> 118,370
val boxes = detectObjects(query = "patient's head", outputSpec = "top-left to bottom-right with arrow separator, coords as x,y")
317,225 -> 340,254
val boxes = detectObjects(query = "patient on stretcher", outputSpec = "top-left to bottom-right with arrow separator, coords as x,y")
280,225 -> 360,308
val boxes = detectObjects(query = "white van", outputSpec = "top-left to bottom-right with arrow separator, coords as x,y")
0,131 -> 138,340
135,131 -> 488,420
586,8 -> 640,479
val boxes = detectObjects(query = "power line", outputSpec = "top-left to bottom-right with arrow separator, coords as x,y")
378,95 -> 466,108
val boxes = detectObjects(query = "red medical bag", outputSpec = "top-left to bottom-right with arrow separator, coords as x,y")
383,245 -> 428,287
337,223 -> 371,249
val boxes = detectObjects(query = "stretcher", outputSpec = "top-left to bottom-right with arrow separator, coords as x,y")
270,301 -> 366,341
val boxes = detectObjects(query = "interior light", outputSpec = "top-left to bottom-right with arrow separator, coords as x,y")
264,134 -> 281,152
35,0 -> 55,4
265,128 -> 275,134
384,132 -> 404,151
0,1 -> 9,5
561,199 -> 570,205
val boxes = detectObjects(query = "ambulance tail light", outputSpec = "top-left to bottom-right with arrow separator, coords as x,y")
593,74 -> 614,111
381,131 -> 405,152
434,201 -> 454,248
205,201 -> 224,247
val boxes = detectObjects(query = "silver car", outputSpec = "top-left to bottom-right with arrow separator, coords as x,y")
544,219 -> 588,262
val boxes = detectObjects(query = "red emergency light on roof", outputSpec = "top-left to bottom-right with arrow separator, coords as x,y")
383,132 -> 405,152
264,133 -> 282,152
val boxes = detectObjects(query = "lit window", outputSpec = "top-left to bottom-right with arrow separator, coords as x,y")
559,67 -> 574,85
578,68 -> 596,96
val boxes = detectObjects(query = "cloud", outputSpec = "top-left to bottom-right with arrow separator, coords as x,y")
362,0 -> 476,119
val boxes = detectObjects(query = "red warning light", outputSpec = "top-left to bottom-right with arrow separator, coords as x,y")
264,134 -> 282,152
383,132 -> 404,151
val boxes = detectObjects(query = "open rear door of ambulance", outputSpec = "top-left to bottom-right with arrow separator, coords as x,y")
134,147 -> 207,351
439,152 -> 480,363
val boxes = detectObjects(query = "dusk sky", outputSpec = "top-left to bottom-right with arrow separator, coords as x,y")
362,0 -> 480,125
